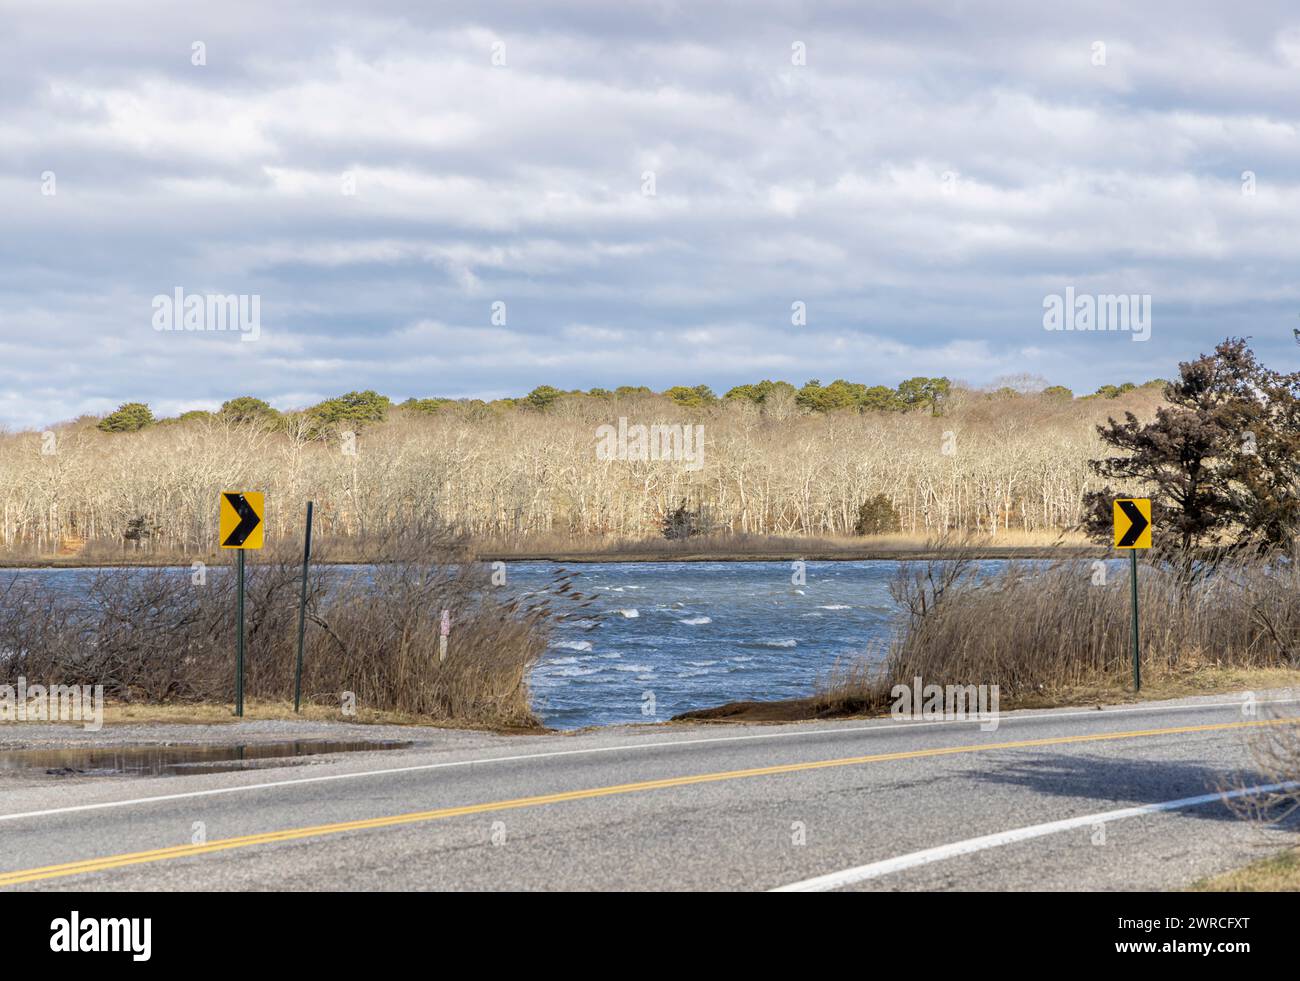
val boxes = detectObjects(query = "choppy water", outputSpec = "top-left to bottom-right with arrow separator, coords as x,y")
513,561 -> 898,728
0,560 -> 1029,729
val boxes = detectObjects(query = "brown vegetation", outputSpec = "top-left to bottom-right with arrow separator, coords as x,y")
1190,847 -> 1300,892
675,548 -> 1300,723
2,386 -> 1162,559
0,535 -> 578,728
871,552 -> 1300,695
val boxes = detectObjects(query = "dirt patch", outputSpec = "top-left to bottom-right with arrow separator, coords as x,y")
0,698 -> 553,736
673,696 -> 880,724
674,669 -> 1300,725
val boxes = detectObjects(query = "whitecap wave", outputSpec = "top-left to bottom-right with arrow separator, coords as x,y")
551,640 -> 593,652
678,616 -> 712,625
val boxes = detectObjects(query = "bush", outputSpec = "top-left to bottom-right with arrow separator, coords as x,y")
0,532 -> 581,727
664,385 -> 717,407
97,402 -> 155,433
400,398 -> 454,414
219,396 -> 280,426
307,390 -> 391,427
854,494 -> 901,535
525,385 -> 566,411
816,549 -> 1300,714
662,499 -> 712,540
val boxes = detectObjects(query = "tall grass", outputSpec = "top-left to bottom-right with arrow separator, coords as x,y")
817,549 -> 1300,712
0,534 -> 584,728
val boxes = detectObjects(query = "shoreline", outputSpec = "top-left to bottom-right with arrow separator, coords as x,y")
475,546 -> 1102,563
0,544 -> 1104,569
672,669 -> 1300,725
3,671 -> 1295,739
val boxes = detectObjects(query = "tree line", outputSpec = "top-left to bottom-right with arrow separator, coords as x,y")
91,375 -> 1167,435
1,381 -> 1168,557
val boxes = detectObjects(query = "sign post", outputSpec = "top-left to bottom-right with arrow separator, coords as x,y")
1113,498 -> 1152,693
220,491 -> 265,717
294,501 -> 314,713
236,551 -> 245,716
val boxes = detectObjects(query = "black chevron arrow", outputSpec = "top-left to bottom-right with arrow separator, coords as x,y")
222,493 -> 261,547
1116,499 -> 1149,547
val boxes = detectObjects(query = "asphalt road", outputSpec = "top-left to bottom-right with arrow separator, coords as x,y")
2,692 -> 1298,891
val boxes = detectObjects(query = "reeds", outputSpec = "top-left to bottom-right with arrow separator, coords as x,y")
0,533 -> 580,728
816,549 -> 1300,712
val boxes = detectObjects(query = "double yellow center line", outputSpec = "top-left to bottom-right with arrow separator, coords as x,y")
0,717 -> 1289,887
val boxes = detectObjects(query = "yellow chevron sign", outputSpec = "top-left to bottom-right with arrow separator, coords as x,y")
219,492 -> 264,549
1113,498 -> 1151,549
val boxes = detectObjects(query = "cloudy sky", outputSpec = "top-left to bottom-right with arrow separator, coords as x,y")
3,1 -> 1298,429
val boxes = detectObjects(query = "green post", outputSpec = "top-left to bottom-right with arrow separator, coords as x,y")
1129,550 -> 1140,693
236,549 -> 246,717
293,501 -> 314,713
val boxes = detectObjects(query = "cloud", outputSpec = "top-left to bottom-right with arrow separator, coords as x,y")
1,1 -> 1299,428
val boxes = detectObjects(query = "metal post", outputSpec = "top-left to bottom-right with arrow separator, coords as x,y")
1130,550 -> 1140,693
236,549 -> 246,717
294,501 -> 314,712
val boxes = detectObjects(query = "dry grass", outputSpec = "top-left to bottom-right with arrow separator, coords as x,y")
812,550 -> 1300,716
0,698 -> 551,732
1190,848 -> 1300,891
478,529 -> 1095,562
677,666 -> 1300,724
968,666 -> 1300,710
813,551 -> 1300,867
0,532 -> 583,728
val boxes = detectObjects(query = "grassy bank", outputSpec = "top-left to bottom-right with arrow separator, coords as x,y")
828,552 -> 1300,705
675,667 -> 1300,723
0,536 -> 577,729
0,530 -> 1097,568
678,550 -> 1300,723
476,530 -> 1097,563
0,698 -> 551,734
1191,848 -> 1300,891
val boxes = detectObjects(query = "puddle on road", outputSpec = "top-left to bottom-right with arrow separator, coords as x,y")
0,740 -> 413,777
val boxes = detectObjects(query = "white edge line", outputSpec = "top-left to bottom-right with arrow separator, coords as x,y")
2,697 -> 1296,824
770,781 -> 1300,892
